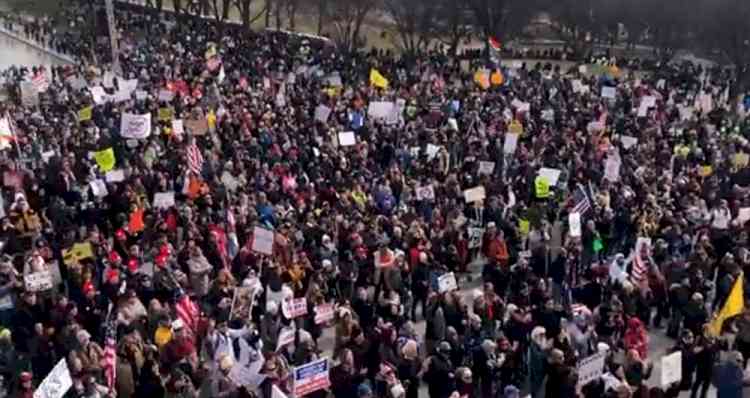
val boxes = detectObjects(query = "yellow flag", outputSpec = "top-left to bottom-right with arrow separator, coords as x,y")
93,147 -> 116,172
474,71 -> 490,90
78,106 -> 93,122
491,70 -> 504,86
207,110 -> 217,130
708,273 -> 744,336
370,69 -> 389,89
62,242 -> 95,265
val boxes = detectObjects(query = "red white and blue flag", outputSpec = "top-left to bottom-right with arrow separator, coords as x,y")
293,358 -> 330,397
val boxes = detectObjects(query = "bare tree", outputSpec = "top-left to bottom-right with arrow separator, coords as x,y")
327,0 -> 373,52
465,0 -> 538,56
316,0 -> 327,35
703,0 -> 750,94
383,0 -> 436,54
209,0 -> 232,22
433,0 -> 471,57
284,0 -> 299,30
233,0 -> 266,28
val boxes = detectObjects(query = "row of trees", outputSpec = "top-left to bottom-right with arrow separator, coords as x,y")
137,0 -> 748,87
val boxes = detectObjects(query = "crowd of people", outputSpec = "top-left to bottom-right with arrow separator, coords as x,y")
0,1 -> 748,398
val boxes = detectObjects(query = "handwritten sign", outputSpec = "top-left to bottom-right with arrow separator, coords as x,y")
463,186 -> 486,203
252,227 -> 274,255
34,359 -> 73,398
415,185 -> 435,201
314,304 -> 335,324
152,192 -> 175,209
120,113 -> 152,139
282,298 -> 308,319
437,272 -> 458,293
24,271 -> 53,292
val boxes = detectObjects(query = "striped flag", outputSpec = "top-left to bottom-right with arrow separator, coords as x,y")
0,115 -> 15,150
32,72 -> 50,93
488,36 -> 502,64
102,335 -> 117,391
631,238 -> 651,281
571,185 -> 592,215
186,142 -> 204,175
175,293 -> 200,333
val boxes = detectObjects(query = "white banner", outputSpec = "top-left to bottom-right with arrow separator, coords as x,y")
120,113 -> 152,139
34,359 -> 73,398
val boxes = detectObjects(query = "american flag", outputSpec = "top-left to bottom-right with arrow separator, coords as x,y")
571,185 -> 592,215
32,72 -> 50,93
186,142 -> 204,175
175,293 -> 200,333
630,238 -> 651,281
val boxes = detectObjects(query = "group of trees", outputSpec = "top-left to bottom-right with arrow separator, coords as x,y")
136,0 -> 748,88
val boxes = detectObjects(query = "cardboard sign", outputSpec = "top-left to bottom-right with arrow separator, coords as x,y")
120,113 -> 152,139
158,107 -> 174,122
314,304 -> 335,325
337,131 -> 356,146
89,179 -> 108,197
252,226 -> 274,255
538,168 -> 562,186
576,352 -> 606,388
661,351 -> 682,388
24,270 -> 53,292
184,117 -> 209,135
152,192 -> 176,209
437,272 -> 458,293
415,185 -> 435,201
314,105 -> 331,123
463,186 -> 486,203
105,169 -> 125,183
368,101 -> 394,120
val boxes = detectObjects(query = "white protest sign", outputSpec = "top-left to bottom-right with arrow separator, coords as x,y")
34,358 -> 72,398
604,156 -> 621,182
656,79 -> 666,89
105,169 -> 125,183
642,96 -> 656,108
538,168 -> 562,186
89,179 -> 108,197
24,271 -> 53,292
463,186 -> 486,203
578,65 -> 588,74
276,327 -> 296,351
337,131 -> 356,147
569,212 -> 582,238
152,192 -> 175,209
135,90 -> 148,101
387,98 -> 406,126
282,298 -> 308,319
120,113 -> 152,139
541,109 -> 554,122
89,86 -> 109,105
504,133 -> 519,154
368,101 -> 394,120
172,119 -> 184,135
314,105 -> 331,123
637,103 -> 649,117
314,303 -> 335,325
601,86 -> 616,99
571,79 -> 584,93
737,208 -> 750,225
576,352 -> 606,388
119,78 -> 138,95
660,351 -> 682,388
415,185 -> 435,201
158,89 -> 175,102
468,227 -> 484,249
620,135 -> 638,149
221,171 -> 239,192
437,272 -> 458,293
426,144 -> 441,160
102,71 -> 115,88
478,161 -> 495,175
252,226 -> 274,255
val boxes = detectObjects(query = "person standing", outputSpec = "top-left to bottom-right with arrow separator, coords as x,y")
712,351 -> 750,398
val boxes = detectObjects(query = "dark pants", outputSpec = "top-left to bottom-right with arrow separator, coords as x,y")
736,339 -> 750,369
691,375 -> 711,398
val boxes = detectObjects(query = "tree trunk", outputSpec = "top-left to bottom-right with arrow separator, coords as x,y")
265,0 -> 271,27
222,0 -> 231,21
274,0 -> 282,29
287,1 -> 297,31
316,0 -> 325,35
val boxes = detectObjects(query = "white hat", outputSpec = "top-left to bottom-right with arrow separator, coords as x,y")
172,319 -> 185,330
